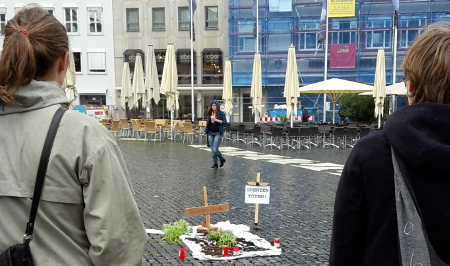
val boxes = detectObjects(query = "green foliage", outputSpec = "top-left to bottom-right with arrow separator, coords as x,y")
339,94 -> 390,123
207,230 -> 237,248
277,115 -> 289,123
162,219 -> 190,244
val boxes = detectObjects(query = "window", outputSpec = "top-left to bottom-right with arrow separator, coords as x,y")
176,50 -> 196,84
126,8 -> 139,32
0,8 -> 5,32
400,15 -> 426,48
178,7 -> 189,30
88,52 -> 106,73
298,20 -> 320,50
65,8 -> 78,33
202,50 -> 223,84
88,7 -> 103,34
152,8 -> 165,31
365,16 -> 391,49
205,6 -> 218,29
73,52 -> 81,73
154,49 -> 166,84
331,19 -> 357,44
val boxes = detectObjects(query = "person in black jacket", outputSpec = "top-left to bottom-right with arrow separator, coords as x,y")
301,105 -> 309,122
329,23 -> 450,265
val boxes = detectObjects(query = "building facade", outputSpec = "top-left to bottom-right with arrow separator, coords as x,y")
229,0 -> 450,121
0,1 -> 117,106
112,0 -> 229,120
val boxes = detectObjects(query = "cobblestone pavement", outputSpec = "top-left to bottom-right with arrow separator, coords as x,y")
118,140 -> 352,265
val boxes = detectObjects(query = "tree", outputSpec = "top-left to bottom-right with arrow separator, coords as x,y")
339,94 -> 389,123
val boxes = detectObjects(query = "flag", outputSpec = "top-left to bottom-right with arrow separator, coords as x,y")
318,0 -> 327,44
392,0 -> 399,28
252,0 -> 257,39
252,0 -> 257,18
188,0 -> 197,41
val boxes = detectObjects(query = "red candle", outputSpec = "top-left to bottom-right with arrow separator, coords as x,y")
274,238 -> 281,249
232,247 -> 240,256
179,248 -> 185,259
222,246 -> 229,257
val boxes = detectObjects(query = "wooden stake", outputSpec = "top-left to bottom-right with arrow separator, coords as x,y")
203,187 -> 210,228
254,173 -> 260,225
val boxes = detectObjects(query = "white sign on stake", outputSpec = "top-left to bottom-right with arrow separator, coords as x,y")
245,185 -> 270,204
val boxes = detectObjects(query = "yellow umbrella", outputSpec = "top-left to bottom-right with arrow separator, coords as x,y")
120,62 -> 132,111
132,54 -> 145,109
222,60 -> 233,121
251,53 -> 262,123
284,45 -> 300,128
299,78 -> 373,123
160,42 -> 178,129
374,48 -> 386,128
63,45 -> 77,108
145,44 -> 160,107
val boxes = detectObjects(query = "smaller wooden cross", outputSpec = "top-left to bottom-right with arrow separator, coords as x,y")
247,172 -> 269,225
185,187 -> 229,233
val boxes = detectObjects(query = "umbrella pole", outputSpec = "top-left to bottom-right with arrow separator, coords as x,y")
290,115 -> 293,128
332,101 -> 336,124
378,115 -> 381,129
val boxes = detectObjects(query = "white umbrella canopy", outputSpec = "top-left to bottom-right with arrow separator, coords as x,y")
145,44 -> 160,107
132,54 -> 145,109
359,82 -> 406,96
374,48 -> 386,128
160,42 -> 178,129
120,62 -> 131,110
222,60 -> 233,120
284,45 -> 300,128
63,45 -> 77,108
299,78 -> 373,123
251,53 -> 262,123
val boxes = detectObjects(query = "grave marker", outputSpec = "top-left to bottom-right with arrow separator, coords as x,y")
185,187 -> 229,233
246,173 -> 269,225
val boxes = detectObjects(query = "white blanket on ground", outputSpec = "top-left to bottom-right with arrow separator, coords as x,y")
180,221 -> 282,261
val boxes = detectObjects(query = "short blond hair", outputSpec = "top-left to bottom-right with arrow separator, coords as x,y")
402,23 -> 450,104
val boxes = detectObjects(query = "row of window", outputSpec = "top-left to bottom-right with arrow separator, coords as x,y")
0,6 -> 103,34
72,51 -> 106,74
126,6 -> 219,32
124,49 -> 224,85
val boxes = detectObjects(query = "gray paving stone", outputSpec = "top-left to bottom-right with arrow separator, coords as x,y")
118,141 -> 351,265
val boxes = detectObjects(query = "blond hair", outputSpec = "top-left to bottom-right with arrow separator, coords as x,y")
402,23 -> 450,104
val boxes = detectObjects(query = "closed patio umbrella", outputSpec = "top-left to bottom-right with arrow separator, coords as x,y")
251,53 -> 262,124
374,48 -> 386,128
160,42 -> 178,129
145,44 -> 160,108
132,54 -> 145,110
121,62 -> 132,111
284,45 -> 300,128
222,60 -> 233,122
63,45 -> 77,108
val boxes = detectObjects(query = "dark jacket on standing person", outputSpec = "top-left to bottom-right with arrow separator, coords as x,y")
204,99 -> 227,135
302,107 -> 309,122
329,103 -> 450,265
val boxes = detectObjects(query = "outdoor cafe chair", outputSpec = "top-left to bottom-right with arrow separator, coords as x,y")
234,124 -> 247,144
297,127 -> 311,150
285,127 -> 299,150
109,120 -> 120,137
345,127 -> 358,148
359,126 -> 371,140
246,125 -> 263,147
131,119 -> 145,140
266,127 -> 284,149
182,121 -> 198,144
119,118 -> 131,137
144,121 -> 159,142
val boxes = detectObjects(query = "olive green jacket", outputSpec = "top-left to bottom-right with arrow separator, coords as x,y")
0,80 -> 147,265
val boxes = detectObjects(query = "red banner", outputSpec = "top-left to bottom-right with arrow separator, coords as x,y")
330,43 -> 356,69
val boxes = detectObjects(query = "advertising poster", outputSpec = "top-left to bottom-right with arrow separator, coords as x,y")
330,43 -> 356,68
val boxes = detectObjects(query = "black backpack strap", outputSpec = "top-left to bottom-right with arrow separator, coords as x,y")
23,106 -> 66,243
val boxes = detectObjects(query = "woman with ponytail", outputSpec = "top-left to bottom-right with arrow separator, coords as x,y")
0,6 -> 147,266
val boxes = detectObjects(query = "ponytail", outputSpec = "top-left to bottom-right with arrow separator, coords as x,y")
0,26 -> 36,104
0,5 -> 68,105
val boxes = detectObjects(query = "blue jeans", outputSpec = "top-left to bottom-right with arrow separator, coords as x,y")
208,132 -> 224,165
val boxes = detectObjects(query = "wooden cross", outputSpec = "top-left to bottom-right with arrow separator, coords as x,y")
247,172 -> 269,225
185,187 -> 229,233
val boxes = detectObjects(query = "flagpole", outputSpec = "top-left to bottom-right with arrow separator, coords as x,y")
391,24 -> 398,114
255,0 -> 259,124
323,10 -> 328,123
190,0 -> 195,122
